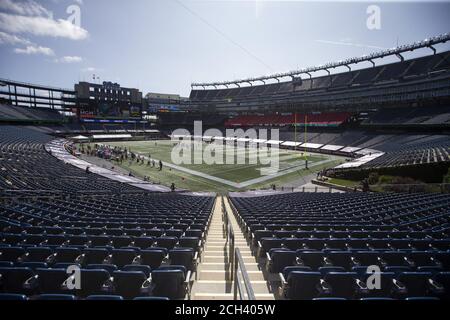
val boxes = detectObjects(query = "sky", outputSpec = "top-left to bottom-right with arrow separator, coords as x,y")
0,0 -> 449,97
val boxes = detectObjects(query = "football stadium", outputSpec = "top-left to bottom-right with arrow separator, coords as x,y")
0,0 -> 450,312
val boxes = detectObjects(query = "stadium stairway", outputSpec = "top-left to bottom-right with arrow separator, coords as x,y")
191,197 -> 274,300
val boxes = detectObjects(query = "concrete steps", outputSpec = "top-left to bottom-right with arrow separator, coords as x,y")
193,293 -> 275,301
191,196 -> 274,301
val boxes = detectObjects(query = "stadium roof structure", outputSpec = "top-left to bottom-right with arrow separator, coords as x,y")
191,33 -> 450,89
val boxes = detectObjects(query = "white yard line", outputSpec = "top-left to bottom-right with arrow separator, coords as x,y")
136,152 -> 336,189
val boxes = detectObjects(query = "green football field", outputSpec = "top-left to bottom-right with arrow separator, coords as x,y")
92,140 -> 343,193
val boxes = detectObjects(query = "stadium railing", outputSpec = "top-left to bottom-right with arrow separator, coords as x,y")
223,198 -> 256,300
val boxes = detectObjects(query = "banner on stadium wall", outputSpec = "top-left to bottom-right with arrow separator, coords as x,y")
147,104 -> 182,113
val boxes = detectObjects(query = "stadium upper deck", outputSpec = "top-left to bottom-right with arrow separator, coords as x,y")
189,35 -> 450,112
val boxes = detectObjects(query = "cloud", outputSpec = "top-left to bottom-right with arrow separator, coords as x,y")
56,55 -> 83,63
0,31 -> 32,45
0,0 -> 51,17
0,13 -> 88,40
14,45 -> 54,56
74,0 -> 84,5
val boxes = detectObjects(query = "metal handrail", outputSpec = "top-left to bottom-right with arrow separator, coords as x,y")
233,248 -> 256,300
222,197 -> 256,300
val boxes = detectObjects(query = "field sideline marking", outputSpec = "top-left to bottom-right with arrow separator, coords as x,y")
134,151 -> 336,189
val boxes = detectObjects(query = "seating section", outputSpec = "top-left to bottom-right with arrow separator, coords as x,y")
365,106 -> 450,125
0,104 -> 63,123
230,192 -> 450,300
225,113 -> 352,127
190,51 -> 450,103
0,193 -> 213,300
0,126 -> 142,192
0,126 -> 214,300
358,138 -> 450,169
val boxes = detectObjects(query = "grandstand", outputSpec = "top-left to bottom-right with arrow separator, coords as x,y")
0,104 -> 64,124
1,33 -> 450,302
229,192 -> 450,300
189,44 -> 450,112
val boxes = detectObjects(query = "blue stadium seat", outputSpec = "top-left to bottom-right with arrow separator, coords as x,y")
154,237 -> 178,250
86,295 -> 124,300
122,265 -> 152,277
86,264 -> 118,274
133,237 -> 155,250
108,249 -> 137,268
267,249 -> 297,273
0,247 -> 26,262
0,293 -> 28,300
36,294 -> 76,300
133,296 -> 170,301
112,271 -> 150,299
35,268 -> 70,294
283,271 -> 322,300
322,272 -> 359,299
139,249 -> 167,269
151,266 -> 189,300
0,267 -> 35,294
169,248 -> 196,271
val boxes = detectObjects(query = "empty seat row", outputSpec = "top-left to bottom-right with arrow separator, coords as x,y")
0,234 -> 202,251
0,265 -> 191,300
0,247 -> 198,270
280,271 -> 450,300
267,249 -> 450,273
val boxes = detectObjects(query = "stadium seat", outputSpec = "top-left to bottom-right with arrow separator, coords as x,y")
327,251 -> 356,269
0,293 -> 28,300
86,264 -> 118,274
86,295 -> 123,300
139,249 -> 167,269
108,249 -> 137,268
298,251 -> 327,270
112,271 -> 150,299
318,267 -> 346,275
169,248 -> 196,271
151,266 -> 190,300
53,247 -> 81,264
20,247 -> 54,263
133,296 -> 170,301
35,268 -> 70,294
154,237 -> 178,250
122,265 -> 152,277
267,249 -> 298,273
75,269 -> 112,297
133,237 -> 154,250
283,271 -> 322,300
393,272 -> 440,298
80,248 -> 109,265
324,272 -> 360,298
36,294 -> 76,300
0,247 -> 26,262
18,262 -> 49,271
178,237 -> 201,252
0,267 -> 35,294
